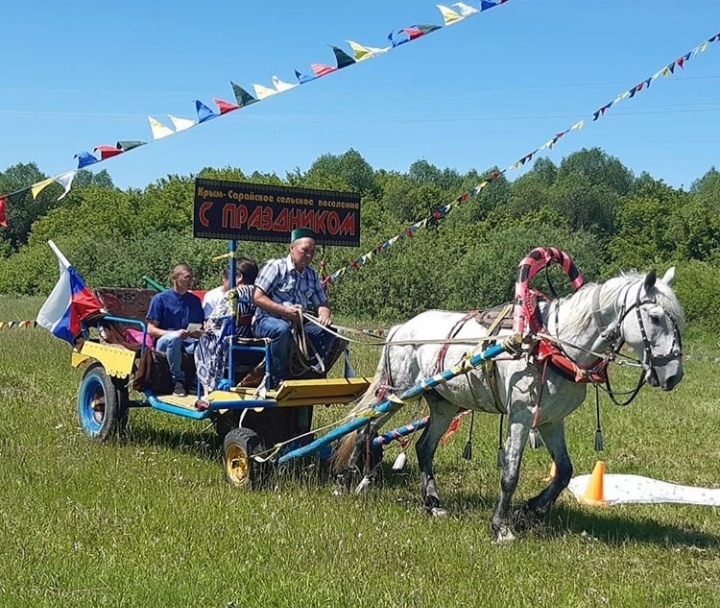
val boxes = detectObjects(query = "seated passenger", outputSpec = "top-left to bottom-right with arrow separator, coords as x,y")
146,264 -> 204,397
195,256 -> 259,398
252,228 -> 336,388
202,269 -> 230,320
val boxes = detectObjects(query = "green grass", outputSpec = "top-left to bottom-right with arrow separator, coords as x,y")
1,296 -> 720,607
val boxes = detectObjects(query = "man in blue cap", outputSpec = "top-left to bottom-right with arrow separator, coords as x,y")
253,228 -> 336,388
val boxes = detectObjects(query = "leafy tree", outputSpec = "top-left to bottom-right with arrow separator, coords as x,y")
305,149 -> 378,196
558,147 -> 634,196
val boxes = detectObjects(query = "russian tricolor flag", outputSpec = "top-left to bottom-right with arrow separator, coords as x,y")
36,241 -> 103,345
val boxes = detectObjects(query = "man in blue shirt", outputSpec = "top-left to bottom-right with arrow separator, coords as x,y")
253,228 -> 336,388
147,263 -> 205,397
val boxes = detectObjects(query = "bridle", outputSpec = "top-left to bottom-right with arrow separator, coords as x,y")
554,278 -> 683,406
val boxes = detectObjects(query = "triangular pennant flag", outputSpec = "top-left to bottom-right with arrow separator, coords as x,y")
230,82 -> 258,108
437,5 -> 463,25
0,321 -> 5,329
570,119 -> 584,131
195,100 -> 219,122
272,75 -> 298,92
94,145 -> 123,160
388,30 -> 410,47
148,117 -> 175,140
676,56 -> 686,69
401,25 -> 442,40
311,63 -> 337,77
331,46 -> 355,69
295,70 -> 317,84
116,140 -> 146,152
74,151 -> 98,169
294,69 -> 316,84
252,84 -> 278,100
54,171 -> 77,200
347,40 -> 387,61
168,115 -> 196,132
613,91 -> 630,104
0,195 -> 7,228
453,2 -> 479,16
31,178 -> 55,200
480,0 -> 498,11
213,98 -> 238,115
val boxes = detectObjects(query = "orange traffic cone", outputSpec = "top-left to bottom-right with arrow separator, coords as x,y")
578,460 -> 608,507
542,462 -> 557,482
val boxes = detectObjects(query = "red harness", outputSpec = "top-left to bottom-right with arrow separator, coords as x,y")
514,248 -> 608,386
536,339 -> 608,384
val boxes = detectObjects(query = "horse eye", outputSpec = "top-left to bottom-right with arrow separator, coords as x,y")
649,314 -> 661,325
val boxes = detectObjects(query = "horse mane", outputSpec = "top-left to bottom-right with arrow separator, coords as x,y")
556,271 -> 685,336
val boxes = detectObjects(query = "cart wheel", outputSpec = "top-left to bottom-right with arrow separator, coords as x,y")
77,362 -> 129,442
223,427 -> 264,489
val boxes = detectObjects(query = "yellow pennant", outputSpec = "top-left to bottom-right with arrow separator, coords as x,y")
347,40 -> 385,61
436,5 -> 462,25
31,178 -> 55,200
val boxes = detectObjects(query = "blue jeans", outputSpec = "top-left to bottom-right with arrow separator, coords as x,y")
253,316 -> 336,386
156,331 -> 196,383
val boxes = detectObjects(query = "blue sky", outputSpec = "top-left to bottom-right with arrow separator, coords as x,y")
1,0 -> 718,192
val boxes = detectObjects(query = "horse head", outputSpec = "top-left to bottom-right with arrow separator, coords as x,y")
619,267 -> 685,391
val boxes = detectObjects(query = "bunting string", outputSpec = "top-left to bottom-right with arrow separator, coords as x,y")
322,29 -> 720,286
0,320 -> 38,330
0,1 -> 512,226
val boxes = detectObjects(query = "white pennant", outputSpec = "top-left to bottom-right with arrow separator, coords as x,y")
453,2 -> 478,16
148,117 -> 175,140
168,114 -> 196,132
272,75 -> 298,92
54,170 -> 77,200
252,83 -> 278,100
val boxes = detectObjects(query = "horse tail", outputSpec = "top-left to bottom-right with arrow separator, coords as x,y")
332,325 -> 400,472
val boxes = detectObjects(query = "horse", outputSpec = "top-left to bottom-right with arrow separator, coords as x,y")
334,267 -> 684,542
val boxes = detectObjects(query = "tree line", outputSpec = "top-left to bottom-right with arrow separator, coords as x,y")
1,148 -> 719,330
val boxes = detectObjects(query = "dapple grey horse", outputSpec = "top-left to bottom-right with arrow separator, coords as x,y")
334,269 -> 684,542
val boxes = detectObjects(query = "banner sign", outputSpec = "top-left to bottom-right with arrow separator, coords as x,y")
193,179 -> 361,246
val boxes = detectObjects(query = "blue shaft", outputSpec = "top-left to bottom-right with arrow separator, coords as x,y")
372,416 -> 429,447
276,340 -> 511,464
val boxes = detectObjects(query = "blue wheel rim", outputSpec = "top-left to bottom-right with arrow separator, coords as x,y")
78,372 -> 106,437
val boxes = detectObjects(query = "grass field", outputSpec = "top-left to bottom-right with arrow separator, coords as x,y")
1,295 -> 720,607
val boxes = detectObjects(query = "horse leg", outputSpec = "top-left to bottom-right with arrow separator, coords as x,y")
490,414 -> 531,543
334,410 -> 395,494
517,420 -> 572,525
416,395 -> 460,517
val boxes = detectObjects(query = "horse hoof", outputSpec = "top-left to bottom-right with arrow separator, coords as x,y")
430,507 -> 448,518
354,476 -> 372,494
492,529 -> 517,544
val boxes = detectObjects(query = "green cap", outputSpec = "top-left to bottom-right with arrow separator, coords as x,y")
291,228 -> 316,242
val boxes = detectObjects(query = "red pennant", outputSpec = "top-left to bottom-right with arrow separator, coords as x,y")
401,27 -> 426,41
214,98 -> 240,114
311,63 -> 337,77
94,145 -> 123,160
0,195 -> 7,228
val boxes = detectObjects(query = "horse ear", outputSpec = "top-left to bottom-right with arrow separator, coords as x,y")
644,269 -> 657,292
661,266 -> 676,286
